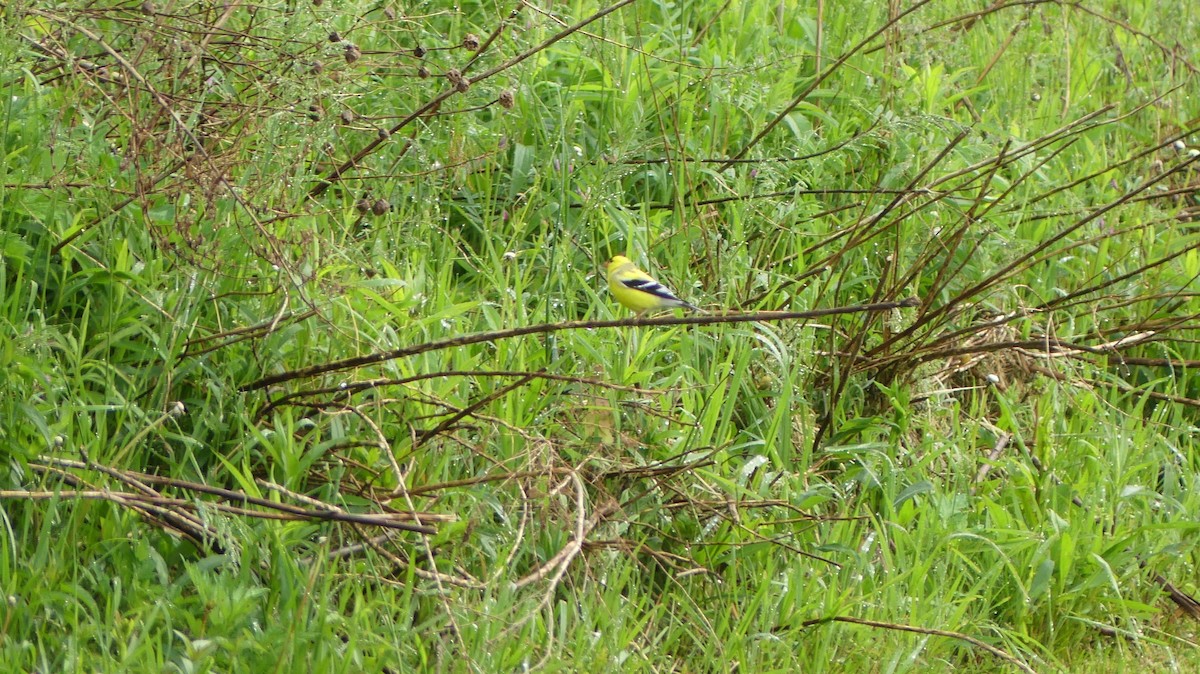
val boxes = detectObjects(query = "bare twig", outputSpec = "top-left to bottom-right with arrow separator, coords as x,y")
243,300 -> 917,392
801,615 -> 1038,674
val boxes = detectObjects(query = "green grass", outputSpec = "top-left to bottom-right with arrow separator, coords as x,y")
3,0 -> 1200,671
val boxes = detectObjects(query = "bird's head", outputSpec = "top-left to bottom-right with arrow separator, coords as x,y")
606,255 -> 632,272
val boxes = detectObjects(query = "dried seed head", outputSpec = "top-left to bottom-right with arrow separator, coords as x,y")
445,68 -> 462,86
328,31 -> 341,43
312,0 -> 323,5
355,198 -> 371,214
498,89 -> 515,109
417,65 -> 430,79
455,76 -> 470,93
383,6 -> 396,20
344,43 -> 361,64
462,33 -> 480,51
340,109 -> 354,124
309,60 -> 324,75
413,45 -> 427,58
140,0 -> 155,15
372,198 -> 390,216
377,127 -> 390,140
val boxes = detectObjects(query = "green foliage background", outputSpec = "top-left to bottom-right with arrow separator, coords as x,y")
2,0 -> 1199,671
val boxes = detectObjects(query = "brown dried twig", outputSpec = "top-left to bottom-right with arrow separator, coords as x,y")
242,299 -> 918,392
801,615 -> 1038,674
23,456 -> 440,536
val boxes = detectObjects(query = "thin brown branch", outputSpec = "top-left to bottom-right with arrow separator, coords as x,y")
801,615 -> 1038,674
242,299 -> 919,392
309,0 -> 641,197
720,0 -> 937,166
32,456 -> 438,534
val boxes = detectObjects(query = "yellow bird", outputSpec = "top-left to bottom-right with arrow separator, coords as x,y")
605,255 -> 700,316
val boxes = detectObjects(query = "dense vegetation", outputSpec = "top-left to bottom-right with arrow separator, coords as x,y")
2,0 -> 1199,671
